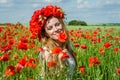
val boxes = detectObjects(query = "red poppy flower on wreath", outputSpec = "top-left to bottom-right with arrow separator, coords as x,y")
58,32 -> 67,42
29,5 -> 65,40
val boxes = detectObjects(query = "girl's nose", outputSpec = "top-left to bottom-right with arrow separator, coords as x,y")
53,26 -> 58,32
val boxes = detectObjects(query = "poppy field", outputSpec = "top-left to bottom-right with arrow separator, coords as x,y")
0,23 -> 120,80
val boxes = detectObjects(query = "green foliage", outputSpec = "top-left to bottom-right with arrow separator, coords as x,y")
68,20 -> 87,26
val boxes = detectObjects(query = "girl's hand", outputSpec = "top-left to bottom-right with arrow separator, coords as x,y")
59,49 -> 68,61
62,49 -> 67,52
58,49 -> 69,66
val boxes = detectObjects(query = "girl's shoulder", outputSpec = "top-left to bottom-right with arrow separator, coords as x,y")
38,46 -> 48,53
42,46 -> 51,52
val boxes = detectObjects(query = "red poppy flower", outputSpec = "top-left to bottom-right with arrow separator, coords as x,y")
25,58 -> 36,68
17,42 -> 28,50
80,44 -> 87,49
38,47 -> 44,52
20,36 -> 28,43
18,58 -> 27,66
91,36 -> 97,42
78,66 -> 85,74
74,43 -> 80,47
12,53 -> 19,60
58,32 -> 67,42
0,53 -> 9,61
5,65 -> 16,77
104,42 -> 112,48
88,56 -> 100,67
70,37 -> 75,41
96,27 -> 101,32
0,44 -> 12,52
29,78 -> 34,80
25,62 -> 36,68
60,52 -> 69,60
116,68 -> 120,74
69,30 -> 74,35
114,36 -> 120,40
8,37 -> 14,45
15,58 -> 27,72
52,47 -> 62,54
97,38 -> 101,43
86,34 -> 91,39
0,27 -> 3,32
15,63 -> 23,73
30,33 -> 37,39
99,47 -> 105,55
113,48 -> 119,52
47,60 -> 57,68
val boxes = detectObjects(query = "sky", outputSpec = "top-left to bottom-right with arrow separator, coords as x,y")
0,0 -> 120,24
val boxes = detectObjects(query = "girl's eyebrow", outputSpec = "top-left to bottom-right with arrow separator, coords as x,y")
48,21 -> 58,27
55,21 -> 59,24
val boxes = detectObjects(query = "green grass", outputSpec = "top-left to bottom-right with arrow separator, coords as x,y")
67,25 -> 120,30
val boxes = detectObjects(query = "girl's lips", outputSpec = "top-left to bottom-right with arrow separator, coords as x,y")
53,30 -> 63,35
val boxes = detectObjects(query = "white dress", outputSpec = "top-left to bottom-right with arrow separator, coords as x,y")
38,45 -> 76,80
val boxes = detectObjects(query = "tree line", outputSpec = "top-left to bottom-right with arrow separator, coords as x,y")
68,20 -> 87,26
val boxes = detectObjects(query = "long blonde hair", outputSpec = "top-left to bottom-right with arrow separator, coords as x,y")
40,17 -> 77,65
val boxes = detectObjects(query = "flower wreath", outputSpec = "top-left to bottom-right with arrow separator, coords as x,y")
29,5 -> 65,40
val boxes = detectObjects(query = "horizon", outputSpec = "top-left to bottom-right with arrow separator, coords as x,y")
0,0 -> 120,24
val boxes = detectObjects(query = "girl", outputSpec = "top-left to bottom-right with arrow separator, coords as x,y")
29,5 -> 77,80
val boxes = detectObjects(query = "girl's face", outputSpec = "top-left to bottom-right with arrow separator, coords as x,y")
45,17 -> 64,40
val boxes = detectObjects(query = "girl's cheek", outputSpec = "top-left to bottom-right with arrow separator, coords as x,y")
47,30 -> 53,35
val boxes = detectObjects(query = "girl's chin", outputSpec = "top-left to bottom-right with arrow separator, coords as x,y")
52,37 -> 58,41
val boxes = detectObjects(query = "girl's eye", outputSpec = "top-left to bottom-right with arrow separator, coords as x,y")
55,22 -> 60,27
47,26 -> 52,30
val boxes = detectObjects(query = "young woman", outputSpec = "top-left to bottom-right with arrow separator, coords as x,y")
29,5 -> 77,79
